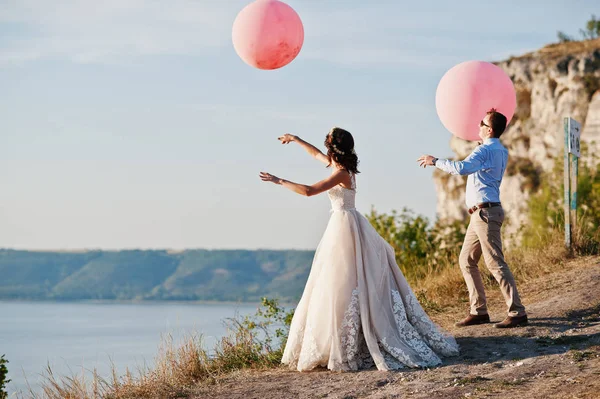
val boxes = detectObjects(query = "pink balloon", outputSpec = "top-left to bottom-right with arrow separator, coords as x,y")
435,61 -> 516,141
232,0 -> 304,70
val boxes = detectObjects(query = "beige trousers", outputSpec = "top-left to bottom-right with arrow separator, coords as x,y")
459,206 -> 526,317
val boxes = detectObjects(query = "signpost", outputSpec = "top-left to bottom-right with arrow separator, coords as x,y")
564,117 -> 581,249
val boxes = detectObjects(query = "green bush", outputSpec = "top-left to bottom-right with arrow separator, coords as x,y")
580,14 -> 600,40
366,207 -> 466,283
522,150 -> 600,254
192,296 -> 297,376
0,355 -> 9,399
557,14 -> 600,42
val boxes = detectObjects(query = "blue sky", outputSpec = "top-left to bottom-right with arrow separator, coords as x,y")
0,0 -> 596,250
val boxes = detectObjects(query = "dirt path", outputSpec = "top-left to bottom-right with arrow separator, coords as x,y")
194,256 -> 600,399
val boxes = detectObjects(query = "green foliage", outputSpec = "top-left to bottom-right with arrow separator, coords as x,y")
557,14 -> 600,42
521,158 -> 564,248
367,208 -> 431,268
583,74 -> 600,101
522,148 -> 600,253
0,355 -> 9,399
580,14 -> 600,40
243,298 -> 293,353
217,297 -> 294,370
366,207 -> 466,283
557,31 -> 574,43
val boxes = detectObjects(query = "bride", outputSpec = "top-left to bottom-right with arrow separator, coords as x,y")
259,127 -> 459,371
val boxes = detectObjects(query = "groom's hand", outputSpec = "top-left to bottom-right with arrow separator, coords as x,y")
417,155 -> 436,168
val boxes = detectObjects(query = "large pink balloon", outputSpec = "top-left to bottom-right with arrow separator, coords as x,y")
232,0 -> 304,70
435,61 -> 516,141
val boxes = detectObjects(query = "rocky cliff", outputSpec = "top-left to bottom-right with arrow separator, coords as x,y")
433,38 -> 600,245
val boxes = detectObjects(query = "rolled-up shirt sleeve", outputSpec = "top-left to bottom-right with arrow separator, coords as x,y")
435,147 -> 487,176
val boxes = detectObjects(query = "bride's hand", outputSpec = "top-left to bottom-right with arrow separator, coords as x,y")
259,172 -> 282,184
278,134 -> 296,144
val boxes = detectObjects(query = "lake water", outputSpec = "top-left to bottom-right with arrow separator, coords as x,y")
0,301 -> 264,396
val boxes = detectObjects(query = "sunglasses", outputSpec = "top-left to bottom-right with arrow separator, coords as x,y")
480,120 -> 490,128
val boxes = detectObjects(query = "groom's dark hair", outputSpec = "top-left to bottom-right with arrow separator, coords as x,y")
487,108 -> 508,138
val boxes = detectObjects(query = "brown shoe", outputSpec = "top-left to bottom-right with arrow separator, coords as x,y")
455,314 -> 491,327
494,315 -> 528,328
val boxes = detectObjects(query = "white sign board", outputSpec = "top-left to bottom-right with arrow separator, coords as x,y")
568,118 -> 581,158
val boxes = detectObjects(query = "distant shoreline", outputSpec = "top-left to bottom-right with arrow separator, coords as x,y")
0,249 -> 312,307
0,298 -> 298,307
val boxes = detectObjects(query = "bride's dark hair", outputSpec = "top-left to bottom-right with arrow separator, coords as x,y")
324,127 -> 360,174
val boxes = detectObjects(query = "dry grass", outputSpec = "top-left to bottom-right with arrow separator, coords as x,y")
411,225 -> 596,310
32,318 -> 287,399
102,334 -> 210,399
537,38 -> 600,57
508,38 -> 600,62
28,337 -> 201,399
30,365 -> 108,399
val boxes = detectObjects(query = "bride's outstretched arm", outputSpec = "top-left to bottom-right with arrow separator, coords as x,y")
259,169 -> 350,197
278,134 -> 330,165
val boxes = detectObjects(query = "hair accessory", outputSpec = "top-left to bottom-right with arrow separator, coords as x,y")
331,144 -> 345,155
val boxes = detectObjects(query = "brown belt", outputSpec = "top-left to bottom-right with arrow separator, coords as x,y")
468,202 -> 501,215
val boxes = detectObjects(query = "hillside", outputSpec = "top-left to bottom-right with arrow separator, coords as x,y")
0,249 -> 314,302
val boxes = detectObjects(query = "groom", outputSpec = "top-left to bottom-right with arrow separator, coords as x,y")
417,108 -> 527,328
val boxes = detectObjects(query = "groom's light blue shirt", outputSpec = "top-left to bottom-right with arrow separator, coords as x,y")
435,138 -> 507,208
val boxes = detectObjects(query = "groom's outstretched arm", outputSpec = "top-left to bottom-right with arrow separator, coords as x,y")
435,147 -> 487,176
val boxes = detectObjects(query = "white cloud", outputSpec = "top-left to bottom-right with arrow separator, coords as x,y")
0,0 -> 245,65
0,0 -> 572,67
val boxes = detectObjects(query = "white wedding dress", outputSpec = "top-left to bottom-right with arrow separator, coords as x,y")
281,173 -> 459,371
